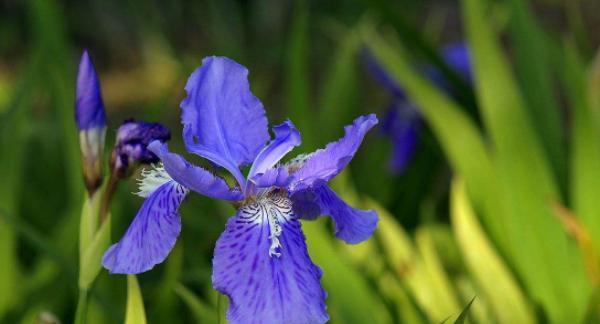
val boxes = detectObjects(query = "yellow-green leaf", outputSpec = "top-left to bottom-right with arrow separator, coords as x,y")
451,178 -> 535,324
79,214 -> 111,289
125,275 -> 147,324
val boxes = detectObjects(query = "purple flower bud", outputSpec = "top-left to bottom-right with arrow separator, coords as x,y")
76,50 -> 107,195
76,50 -> 107,131
110,119 -> 171,178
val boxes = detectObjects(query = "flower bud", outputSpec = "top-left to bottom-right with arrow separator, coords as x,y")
75,50 -> 107,195
110,119 -> 171,178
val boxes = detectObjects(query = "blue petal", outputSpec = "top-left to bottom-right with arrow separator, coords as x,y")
102,181 -> 187,274
212,198 -> 328,324
149,141 -> 243,201
289,114 -> 378,192
181,56 -> 270,187
250,167 -> 293,189
75,50 -> 106,130
382,104 -> 420,174
292,184 -> 378,244
442,42 -> 472,84
248,120 -> 301,180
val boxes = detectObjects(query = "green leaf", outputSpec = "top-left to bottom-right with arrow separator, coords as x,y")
563,41 -> 600,252
361,26 -> 511,262
79,192 -> 102,264
453,297 -> 476,324
506,0 -> 565,185
174,283 -> 218,324
79,214 -> 111,289
318,30 -> 360,139
285,0 -> 313,149
461,0 -> 589,320
303,219 -> 392,324
366,199 -> 459,323
451,178 -> 535,324
125,275 -> 147,324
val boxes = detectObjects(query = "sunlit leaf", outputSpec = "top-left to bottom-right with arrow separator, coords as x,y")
451,178 -> 535,324
461,0 -> 589,320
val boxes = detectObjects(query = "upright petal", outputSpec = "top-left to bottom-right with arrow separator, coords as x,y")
102,181 -> 187,274
292,184 -> 378,244
289,114 -> 378,192
212,197 -> 328,324
250,167 -> 293,189
248,120 -> 301,180
181,56 -> 269,187
149,141 -> 243,201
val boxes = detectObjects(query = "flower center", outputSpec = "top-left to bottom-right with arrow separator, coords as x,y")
238,191 -> 293,258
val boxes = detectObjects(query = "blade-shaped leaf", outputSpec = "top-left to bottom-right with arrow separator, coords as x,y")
461,0 -> 589,320
451,178 -> 535,324
125,275 -> 147,324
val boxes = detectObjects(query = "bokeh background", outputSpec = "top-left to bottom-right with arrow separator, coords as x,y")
1,0 -> 600,323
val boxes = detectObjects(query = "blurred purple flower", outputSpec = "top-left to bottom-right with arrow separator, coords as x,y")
110,120 -> 171,178
102,56 -> 379,324
366,42 -> 472,174
75,50 -> 107,194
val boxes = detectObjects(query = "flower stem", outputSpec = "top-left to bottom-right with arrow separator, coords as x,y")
99,173 -> 119,225
74,288 -> 88,324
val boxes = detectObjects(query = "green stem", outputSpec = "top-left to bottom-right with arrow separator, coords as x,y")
74,288 -> 88,324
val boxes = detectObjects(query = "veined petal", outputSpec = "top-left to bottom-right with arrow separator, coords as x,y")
289,114 -> 378,192
212,197 -> 328,324
248,120 -> 301,180
102,181 -> 187,274
292,184 -> 378,244
181,56 -> 269,187
149,141 -> 242,201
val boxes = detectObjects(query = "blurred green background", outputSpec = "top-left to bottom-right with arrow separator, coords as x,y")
1,0 -> 600,323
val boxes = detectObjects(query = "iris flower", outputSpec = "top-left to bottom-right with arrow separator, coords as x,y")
366,42 -> 472,173
102,56 -> 378,323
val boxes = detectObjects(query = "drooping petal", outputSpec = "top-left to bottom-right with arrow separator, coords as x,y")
149,141 -> 242,201
181,56 -> 269,187
248,120 -> 301,180
289,114 -> 378,192
212,197 -> 328,324
102,181 -> 187,274
292,184 -> 378,244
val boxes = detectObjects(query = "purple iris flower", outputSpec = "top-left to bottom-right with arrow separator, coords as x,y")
102,56 -> 378,323
76,50 -> 108,194
366,42 -> 472,173
110,119 -> 171,178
